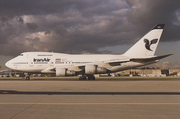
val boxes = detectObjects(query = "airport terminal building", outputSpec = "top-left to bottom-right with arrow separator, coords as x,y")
114,68 -> 180,77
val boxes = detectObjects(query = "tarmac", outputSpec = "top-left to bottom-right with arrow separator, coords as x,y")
0,77 -> 180,119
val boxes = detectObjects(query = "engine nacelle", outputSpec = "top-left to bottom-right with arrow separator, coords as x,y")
96,67 -> 107,74
66,70 -> 76,76
85,65 -> 107,75
85,64 -> 96,75
56,68 -> 75,76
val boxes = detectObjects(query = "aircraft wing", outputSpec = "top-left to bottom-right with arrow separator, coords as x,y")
41,59 -> 131,73
104,59 -> 130,66
85,54 -> 172,66
130,54 -> 173,63
41,64 -> 84,73
41,54 -> 172,73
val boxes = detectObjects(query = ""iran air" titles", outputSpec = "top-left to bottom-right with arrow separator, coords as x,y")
33,58 -> 50,62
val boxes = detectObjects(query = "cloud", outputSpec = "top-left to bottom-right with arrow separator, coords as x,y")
126,0 -> 180,42
26,23 -> 38,31
0,0 -> 131,55
0,0 -> 179,56
155,61 -> 180,69
17,17 -> 24,23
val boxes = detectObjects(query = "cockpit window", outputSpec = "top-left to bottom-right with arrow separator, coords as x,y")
20,54 -> 23,56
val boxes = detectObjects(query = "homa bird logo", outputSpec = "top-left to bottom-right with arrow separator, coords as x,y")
144,39 -> 158,51
33,58 -> 50,62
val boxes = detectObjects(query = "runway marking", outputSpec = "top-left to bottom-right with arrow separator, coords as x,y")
0,103 -> 180,105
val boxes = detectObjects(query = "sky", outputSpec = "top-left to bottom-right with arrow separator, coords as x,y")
0,0 -> 180,69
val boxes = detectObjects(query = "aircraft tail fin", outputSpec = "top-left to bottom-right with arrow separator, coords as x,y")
124,24 -> 165,58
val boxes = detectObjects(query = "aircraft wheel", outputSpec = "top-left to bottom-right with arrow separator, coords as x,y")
82,75 -> 87,80
92,76 -> 95,80
88,75 -> 95,80
26,76 -> 30,80
88,77 -> 91,80
79,75 -> 86,80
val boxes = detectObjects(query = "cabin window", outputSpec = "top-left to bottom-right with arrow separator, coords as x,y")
13,62 -> 28,64
38,55 -> 53,56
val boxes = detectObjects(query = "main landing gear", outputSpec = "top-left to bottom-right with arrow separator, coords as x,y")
24,73 -> 30,80
79,75 -> 95,80
25,75 -> 30,80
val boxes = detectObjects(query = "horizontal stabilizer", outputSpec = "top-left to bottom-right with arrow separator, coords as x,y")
130,54 -> 173,63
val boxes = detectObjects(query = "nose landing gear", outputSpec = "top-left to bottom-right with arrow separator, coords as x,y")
25,75 -> 30,80
24,73 -> 30,80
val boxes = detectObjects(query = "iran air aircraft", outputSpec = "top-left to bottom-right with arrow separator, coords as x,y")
5,24 -> 172,80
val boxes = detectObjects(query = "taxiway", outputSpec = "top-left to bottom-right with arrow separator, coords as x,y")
0,77 -> 180,119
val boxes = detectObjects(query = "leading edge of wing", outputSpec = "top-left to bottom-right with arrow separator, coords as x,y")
107,54 -> 172,66
105,59 -> 130,66
130,54 -> 173,63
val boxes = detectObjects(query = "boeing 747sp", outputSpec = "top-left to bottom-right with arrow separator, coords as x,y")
5,24 -> 172,80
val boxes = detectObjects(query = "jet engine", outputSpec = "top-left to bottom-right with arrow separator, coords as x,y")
96,67 -> 107,74
85,64 -> 96,75
56,67 -> 75,76
85,64 -> 107,75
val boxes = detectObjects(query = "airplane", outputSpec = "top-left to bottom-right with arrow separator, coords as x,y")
5,24 -> 172,80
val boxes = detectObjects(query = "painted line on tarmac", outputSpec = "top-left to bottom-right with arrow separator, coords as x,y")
0,103 -> 180,105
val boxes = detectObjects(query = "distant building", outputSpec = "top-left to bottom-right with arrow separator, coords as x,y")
161,69 -> 169,76
169,69 -> 180,76
115,69 -> 162,77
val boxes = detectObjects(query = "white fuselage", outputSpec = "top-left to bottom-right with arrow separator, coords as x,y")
5,52 -> 156,74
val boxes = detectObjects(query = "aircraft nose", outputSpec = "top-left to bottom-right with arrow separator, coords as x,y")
5,61 -> 11,69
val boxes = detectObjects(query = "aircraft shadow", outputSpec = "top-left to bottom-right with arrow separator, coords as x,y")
0,90 -> 180,95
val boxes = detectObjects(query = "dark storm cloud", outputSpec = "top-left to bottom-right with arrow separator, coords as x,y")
126,0 -> 180,42
17,17 -> 24,23
0,0 -> 64,17
0,0 -> 179,56
26,23 -> 38,31
0,0 -> 130,55
0,0 -> 118,18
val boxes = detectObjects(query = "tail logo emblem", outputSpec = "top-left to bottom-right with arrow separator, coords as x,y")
144,39 -> 158,51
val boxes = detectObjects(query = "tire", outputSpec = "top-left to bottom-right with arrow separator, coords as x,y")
26,76 -> 30,80
88,77 -> 91,80
92,76 -> 95,80
88,75 -> 95,80
82,76 -> 87,80
79,77 -> 82,80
